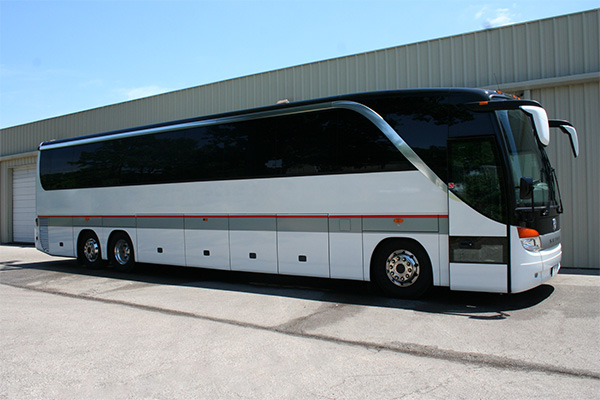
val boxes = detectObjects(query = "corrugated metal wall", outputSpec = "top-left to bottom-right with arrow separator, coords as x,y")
1,9 -> 599,267
533,82 -> 600,268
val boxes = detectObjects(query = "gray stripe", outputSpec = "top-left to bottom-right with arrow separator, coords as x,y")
229,216 -> 277,231
46,215 -> 444,234
362,217 -> 439,233
73,217 -> 102,227
47,217 -> 73,227
439,217 -> 449,235
103,217 -> 137,228
277,217 -> 328,233
329,217 -> 362,233
185,216 -> 229,230
137,216 -> 184,230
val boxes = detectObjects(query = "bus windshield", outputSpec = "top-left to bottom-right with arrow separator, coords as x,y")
497,109 -> 558,209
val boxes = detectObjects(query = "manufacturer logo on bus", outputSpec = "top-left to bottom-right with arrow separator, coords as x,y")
552,218 -> 557,231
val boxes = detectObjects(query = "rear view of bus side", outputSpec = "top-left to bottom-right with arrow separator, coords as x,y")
35,88 -> 579,297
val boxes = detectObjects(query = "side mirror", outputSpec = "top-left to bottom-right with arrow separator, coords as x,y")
520,106 -> 550,146
520,177 -> 534,199
550,120 -> 579,158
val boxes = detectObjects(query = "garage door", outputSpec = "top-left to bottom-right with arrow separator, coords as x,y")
13,165 -> 36,243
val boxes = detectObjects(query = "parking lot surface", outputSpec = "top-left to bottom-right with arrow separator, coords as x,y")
1,244 -> 599,399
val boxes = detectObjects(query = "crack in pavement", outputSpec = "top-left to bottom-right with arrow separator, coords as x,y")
3,281 -> 599,381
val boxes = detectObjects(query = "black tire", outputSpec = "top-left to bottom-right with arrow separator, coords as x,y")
108,232 -> 136,272
371,239 -> 432,298
77,231 -> 105,269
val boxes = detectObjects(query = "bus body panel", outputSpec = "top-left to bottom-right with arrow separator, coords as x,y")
448,193 -> 509,292
278,230 -> 330,278
329,228 -> 364,280
437,234 -> 450,287
37,171 -> 446,282
137,219 -> 186,267
510,226 -> 562,293
48,225 -> 75,257
230,230 -> 278,274
37,171 -> 445,217
449,263 -> 508,293
185,227 -> 231,270
448,193 -> 507,237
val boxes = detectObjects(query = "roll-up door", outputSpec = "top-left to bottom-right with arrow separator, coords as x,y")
12,165 -> 36,243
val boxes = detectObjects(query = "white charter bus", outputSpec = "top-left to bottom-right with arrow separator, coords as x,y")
35,89 -> 579,297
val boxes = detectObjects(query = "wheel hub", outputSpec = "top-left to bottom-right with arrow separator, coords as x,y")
83,238 -> 99,262
385,249 -> 420,287
114,239 -> 131,265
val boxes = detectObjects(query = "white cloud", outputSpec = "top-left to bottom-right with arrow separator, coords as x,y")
121,85 -> 172,101
488,8 -> 514,27
475,6 -> 516,29
475,6 -> 488,19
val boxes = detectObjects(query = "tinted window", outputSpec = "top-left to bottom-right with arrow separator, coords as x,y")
365,96 -> 450,181
449,137 -> 507,223
40,108 -> 414,190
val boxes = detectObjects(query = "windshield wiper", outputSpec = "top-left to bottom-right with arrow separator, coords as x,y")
539,150 -> 562,214
551,167 -> 564,214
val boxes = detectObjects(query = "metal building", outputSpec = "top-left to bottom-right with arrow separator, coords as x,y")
1,9 -> 598,268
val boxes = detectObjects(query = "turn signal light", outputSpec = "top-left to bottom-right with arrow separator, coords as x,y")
518,227 -> 539,238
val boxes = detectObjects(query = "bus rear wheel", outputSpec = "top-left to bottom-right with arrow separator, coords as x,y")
371,239 -> 432,298
77,231 -> 105,269
109,232 -> 135,272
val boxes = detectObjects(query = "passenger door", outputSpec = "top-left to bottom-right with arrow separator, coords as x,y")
447,137 -> 510,293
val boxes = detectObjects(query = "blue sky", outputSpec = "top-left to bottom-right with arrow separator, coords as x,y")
0,0 -> 597,128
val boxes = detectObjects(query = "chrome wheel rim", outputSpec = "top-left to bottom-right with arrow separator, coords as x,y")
385,249 -> 420,287
114,239 -> 131,265
83,238 -> 99,263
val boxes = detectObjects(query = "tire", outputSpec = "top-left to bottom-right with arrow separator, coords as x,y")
371,239 -> 432,298
77,231 -> 105,269
108,232 -> 136,272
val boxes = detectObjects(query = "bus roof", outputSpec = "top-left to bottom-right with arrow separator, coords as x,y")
39,88 -> 514,149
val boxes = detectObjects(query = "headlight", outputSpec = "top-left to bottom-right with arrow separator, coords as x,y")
518,227 -> 541,252
520,237 -> 541,252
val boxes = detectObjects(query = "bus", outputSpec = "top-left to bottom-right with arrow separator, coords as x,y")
35,88 -> 579,298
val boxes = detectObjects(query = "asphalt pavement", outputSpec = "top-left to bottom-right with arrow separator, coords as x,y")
1,244 -> 599,399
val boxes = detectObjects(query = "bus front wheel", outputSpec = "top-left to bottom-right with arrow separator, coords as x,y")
109,232 -> 135,272
371,239 -> 432,298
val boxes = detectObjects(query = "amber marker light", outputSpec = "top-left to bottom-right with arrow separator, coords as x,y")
518,227 -> 541,252
517,227 -> 539,238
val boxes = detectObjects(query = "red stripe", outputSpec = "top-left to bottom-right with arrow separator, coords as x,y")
276,215 -> 328,219
40,213 -> 449,219
185,215 -> 230,219
333,214 -> 448,219
38,215 -> 135,219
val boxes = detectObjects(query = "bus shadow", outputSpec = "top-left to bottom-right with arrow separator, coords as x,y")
4,259 -> 554,319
